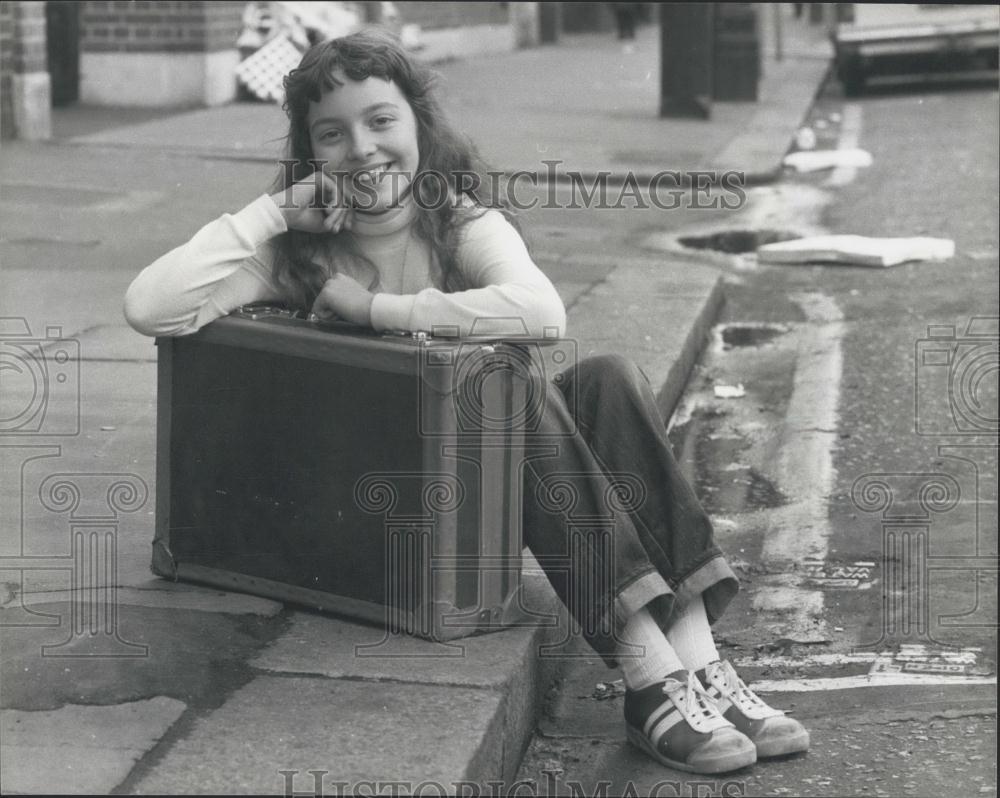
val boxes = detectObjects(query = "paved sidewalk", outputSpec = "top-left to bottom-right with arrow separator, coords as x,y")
2,9 -> 834,794
55,15 -> 832,181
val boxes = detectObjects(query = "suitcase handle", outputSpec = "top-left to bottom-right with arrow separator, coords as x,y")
233,303 -> 564,346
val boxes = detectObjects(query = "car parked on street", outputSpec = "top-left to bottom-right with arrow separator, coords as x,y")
834,3 -> 999,95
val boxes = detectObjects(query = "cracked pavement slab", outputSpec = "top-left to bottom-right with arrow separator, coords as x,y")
1,697 -> 186,795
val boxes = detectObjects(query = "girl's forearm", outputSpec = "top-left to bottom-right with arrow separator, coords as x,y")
123,195 -> 285,337
370,280 -> 566,339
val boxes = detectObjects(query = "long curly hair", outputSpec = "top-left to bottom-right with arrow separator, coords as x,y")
270,28 -> 518,310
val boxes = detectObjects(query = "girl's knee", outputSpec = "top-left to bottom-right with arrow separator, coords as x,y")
577,353 -> 648,389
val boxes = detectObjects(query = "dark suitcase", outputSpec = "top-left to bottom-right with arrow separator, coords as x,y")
152,306 -> 533,641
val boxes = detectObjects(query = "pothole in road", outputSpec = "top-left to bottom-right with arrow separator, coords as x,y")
676,228 -> 801,254
719,322 -> 790,349
670,407 -> 791,514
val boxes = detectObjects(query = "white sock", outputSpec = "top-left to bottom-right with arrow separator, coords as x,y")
617,607 -> 686,690
665,595 -> 720,674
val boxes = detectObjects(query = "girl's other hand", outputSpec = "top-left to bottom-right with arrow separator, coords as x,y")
311,273 -> 375,327
271,171 -> 353,235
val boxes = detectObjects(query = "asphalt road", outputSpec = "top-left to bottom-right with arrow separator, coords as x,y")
516,76 -> 998,797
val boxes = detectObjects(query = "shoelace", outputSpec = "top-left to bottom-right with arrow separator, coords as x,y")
662,671 -> 732,733
708,661 -> 783,720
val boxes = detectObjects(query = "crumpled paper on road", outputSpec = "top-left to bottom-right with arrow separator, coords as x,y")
782,148 -> 873,173
714,383 -> 746,399
591,679 -> 625,700
757,235 -> 955,268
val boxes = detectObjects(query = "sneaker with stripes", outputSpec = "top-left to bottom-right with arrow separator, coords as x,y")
624,669 -> 757,774
698,660 -> 810,758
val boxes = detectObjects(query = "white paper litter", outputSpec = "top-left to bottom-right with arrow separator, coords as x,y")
782,148 -> 873,173
714,383 -> 746,399
757,235 -> 955,268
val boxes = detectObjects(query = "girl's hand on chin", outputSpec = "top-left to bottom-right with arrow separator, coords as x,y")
271,171 -> 353,235
311,273 -> 375,327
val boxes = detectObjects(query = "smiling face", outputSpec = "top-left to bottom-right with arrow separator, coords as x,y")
307,72 -> 420,214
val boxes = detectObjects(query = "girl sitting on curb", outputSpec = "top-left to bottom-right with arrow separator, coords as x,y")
124,30 -> 809,775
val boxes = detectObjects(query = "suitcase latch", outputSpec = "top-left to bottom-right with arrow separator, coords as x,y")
236,304 -> 306,321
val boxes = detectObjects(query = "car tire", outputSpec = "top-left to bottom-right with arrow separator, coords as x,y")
839,62 -> 867,96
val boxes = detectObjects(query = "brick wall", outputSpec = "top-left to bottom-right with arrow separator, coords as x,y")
1,0 -> 48,140
396,2 -> 509,31
80,0 -> 243,54
2,1 -> 48,72
0,2 -> 12,140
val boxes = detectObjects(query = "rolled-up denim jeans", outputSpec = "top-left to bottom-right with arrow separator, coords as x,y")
521,354 -> 739,667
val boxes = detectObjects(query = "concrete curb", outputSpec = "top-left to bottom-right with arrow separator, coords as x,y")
654,274 -> 726,423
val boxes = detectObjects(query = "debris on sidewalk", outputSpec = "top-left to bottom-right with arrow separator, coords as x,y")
802,558 -> 876,589
794,127 -> 818,150
870,645 -> 993,678
235,33 -> 304,102
591,679 -> 625,700
714,383 -> 746,399
235,1 -> 363,101
757,235 -> 955,267
755,638 -> 831,656
782,148 -> 873,173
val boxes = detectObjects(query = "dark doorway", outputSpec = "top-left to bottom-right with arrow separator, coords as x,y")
46,1 -> 80,106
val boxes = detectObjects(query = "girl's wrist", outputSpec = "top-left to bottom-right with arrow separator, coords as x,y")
230,194 -> 288,244
265,193 -> 293,228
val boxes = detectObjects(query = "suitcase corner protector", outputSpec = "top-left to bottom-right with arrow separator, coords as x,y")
150,539 -> 178,580
424,593 -> 523,641
499,584 -> 526,626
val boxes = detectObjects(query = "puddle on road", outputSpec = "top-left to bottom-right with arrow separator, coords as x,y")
718,322 -> 790,350
677,228 -> 802,254
639,183 -> 832,266
739,467 -> 789,509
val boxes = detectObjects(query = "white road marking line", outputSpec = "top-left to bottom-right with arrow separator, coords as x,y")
752,292 -> 845,640
751,673 -> 997,693
734,653 -> 877,668
826,103 -> 864,187
736,645 -> 993,691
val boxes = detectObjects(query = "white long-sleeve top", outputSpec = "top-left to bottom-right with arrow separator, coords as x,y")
123,194 -> 566,339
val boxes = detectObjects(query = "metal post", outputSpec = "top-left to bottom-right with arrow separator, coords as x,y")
772,2 -> 784,61
659,3 -> 714,119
